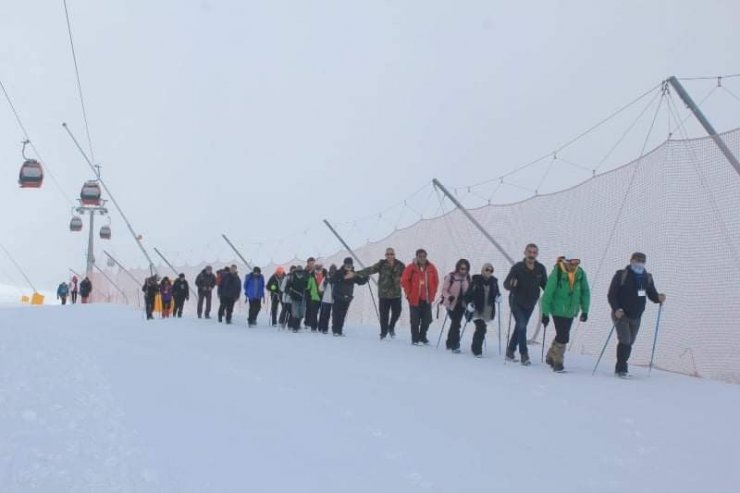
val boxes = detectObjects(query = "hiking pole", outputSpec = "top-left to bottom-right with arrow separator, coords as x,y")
504,309 -> 513,364
648,304 -> 664,376
496,300 -> 502,355
460,318 -> 470,343
435,313 -> 449,349
592,324 -> 616,376
540,319 -> 548,363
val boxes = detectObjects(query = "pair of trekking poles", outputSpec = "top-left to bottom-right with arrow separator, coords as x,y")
435,300 -> 503,355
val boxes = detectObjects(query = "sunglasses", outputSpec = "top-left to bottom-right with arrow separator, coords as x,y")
385,253 -> 395,256
484,268 -> 493,273
559,257 -> 581,266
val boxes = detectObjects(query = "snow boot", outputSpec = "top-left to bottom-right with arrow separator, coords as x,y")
505,348 -> 518,362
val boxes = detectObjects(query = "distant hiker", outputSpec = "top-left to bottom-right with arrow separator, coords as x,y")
607,252 -> 666,377
503,243 -> 547,366
541,257 -> 590,372
441,259 -> 472,353
244,266 -> 266,327
285,265 -> 309,332
172,273 -> 190,318
464,263 -> 501,357
318,264 -> 337,334
305,258 -> 326,331
142,275 -> 160,320
355,247 -> 406,340
266,266 -> 285,327
218,265 -> 241,324
401,249 -> 440,345
79,277 -> 92,304
70,276 -> 79,304
57,282 -> 69,305
160,277 -> 173,318
216,266 -> 230,322
331,258 -> 368,336
195,265 -> 216,319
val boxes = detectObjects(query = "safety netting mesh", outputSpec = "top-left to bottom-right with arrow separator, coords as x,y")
105,129 -> 740,384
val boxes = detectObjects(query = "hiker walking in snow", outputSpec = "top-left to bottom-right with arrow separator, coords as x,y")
607,252 -> 666,377
143,275 -> 160,320
172,273 -> 190,318
541,256 -> 590,372
318,264 -> 337,334
160,277 -> 174,318
70,276 -> 79,304
216,266 -> 230,322
266,266 -> 285,327
57,282 -> 69,305
79,277 -> 93,304
401,249 -> 440,345
463,263 -> 501,357
331,258 -> 368,336
441,259 -> 472,353
218,265 -> 241,324
355,247 -> 406,340
279,266 -> 296,328
195,265 -> 216,319
244,266 -> 266,327
306,260 -> 326,332
285,265 -> 309,332
503,243 -> 547,365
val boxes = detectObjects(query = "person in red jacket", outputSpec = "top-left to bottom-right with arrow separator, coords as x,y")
401,248 -> 439,345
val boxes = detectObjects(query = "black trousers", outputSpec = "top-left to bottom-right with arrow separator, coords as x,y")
218,296 -> 235,323
445,303 -> 466,350
471,319 -> 487,356
248,299 -> 261,324
305,300 -> 320,330
379,297 -> 402,337
279,302 -> 291,327
197,290 -> 212,318
318,302 -> 332,333
173,296 -> 186,318
553,316 -> 574,344
71,291 -> 78,304
270,294 -> 281,325
409,301 -> 433,343
332,299 -> 351,335
60,296 -> 67,306
145,296 -> 156,320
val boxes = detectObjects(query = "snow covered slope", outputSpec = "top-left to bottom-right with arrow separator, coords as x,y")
1,305 -> 738,492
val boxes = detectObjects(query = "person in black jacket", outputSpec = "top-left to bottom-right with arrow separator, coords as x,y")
464,263 -> 500,357
285,265 -> 309,332
266,267 -> 285,326
195,265 -> 216,319
79,277 -> 93,304
172,273 -> 190,318
218,265 -> 241,324
503,243 -> 547,365
332,257 -> 368,336
607,252 -> 666,377
142,275 -> 160,320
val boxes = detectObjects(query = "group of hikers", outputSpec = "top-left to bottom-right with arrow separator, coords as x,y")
137,243 -> 666,377
56,276 -> 92,305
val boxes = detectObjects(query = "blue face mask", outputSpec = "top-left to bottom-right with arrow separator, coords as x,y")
630,263 -> 646,274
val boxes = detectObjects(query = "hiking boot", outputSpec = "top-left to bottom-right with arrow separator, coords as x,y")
552,362 -> 565,372
520,356 -> 531,366
505,349 -> 518,362
452,348 -> 461,354
545,356 -> 554,367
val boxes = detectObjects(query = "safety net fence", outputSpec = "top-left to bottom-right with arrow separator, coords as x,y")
105,129 -> 740,384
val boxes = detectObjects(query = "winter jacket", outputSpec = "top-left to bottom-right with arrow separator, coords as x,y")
541,263 -> 590,319
57,283 -> 69,297
440,272 -> 471,310
503,260 -> 547,309
266,274 -> 283,296
307,270 -> 326,302
195,270 -> 216,293
332,267 -> 368,303
401,261 -> 439,307
286,270 -> 310,302
220,272 -> 242,301
79,279 -> 92,297
160,282 -> 173,303
321,275 -> 335,304
464,274 -> 500,322
173,279 -> 190,300
142,279 -> 159,300
356,258 -> 405,299
244,273 -> 265,301
280,276 -> 291,303
607,266 -> 660,319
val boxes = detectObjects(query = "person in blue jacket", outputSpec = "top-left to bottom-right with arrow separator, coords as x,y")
57,282 -> 70,305
244,266 -> 266,327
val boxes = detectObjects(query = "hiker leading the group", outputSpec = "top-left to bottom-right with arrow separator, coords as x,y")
607,252 -> 666,377
244,266 -> 266,327
401,248 -> 439,345
172,273 -> 190,318
441,259 -> 471,353
464,263 -> 500,357
355,247 -> 406,340
541,256 -> 590,372
503,243 -> 547,365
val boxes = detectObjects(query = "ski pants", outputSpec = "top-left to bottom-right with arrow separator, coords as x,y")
445,303 -> 466,350
290,299 -> 306,330
507,303 -> 534,357
279,302 -> 291,327
471,319 -> 487,356
409,301 -> 433,343
145,296 -> 156,320
71,291 -> 78,304
270,293 -> 281,325
318,302 -> 333,333
59,296 -> 67,306
553,316 -> 574,344
173,296 -> 186,318
379,297 -> 402,337
332,299 -> 351,335
248,299 -> 261,324
197,290 -> 212,318
219,296 -> 236,323
305,300 -> 320,330
613,315 -> 642,373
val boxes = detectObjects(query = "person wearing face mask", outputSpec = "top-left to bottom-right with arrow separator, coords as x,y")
440,259 -> 472,353
541,256 -> 590,372
607,252 -> 666,377
503,243 -> 548,365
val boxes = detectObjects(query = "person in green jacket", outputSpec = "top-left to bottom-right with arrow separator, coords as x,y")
541,256 -> 590,372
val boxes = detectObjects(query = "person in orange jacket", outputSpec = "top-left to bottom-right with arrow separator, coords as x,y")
401,248 -> 439,345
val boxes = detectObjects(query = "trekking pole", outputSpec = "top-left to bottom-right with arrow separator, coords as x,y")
540,319 -> 548,363
435,312 -> 449,349
648,304 -> 664,376
496,300 -> 502,355
460,318 -> 470,342
504,309 -> 513,364
592,324 -> 616,376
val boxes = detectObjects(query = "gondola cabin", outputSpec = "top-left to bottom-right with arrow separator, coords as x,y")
70,216 -> 83,232
19,160 -> 44,188
99,225 -> 111,240
80,180 -> 102,205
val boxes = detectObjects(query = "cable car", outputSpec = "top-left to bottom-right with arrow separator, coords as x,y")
19,159 -> 44,188
70,216 -> 83,232
80,180 -> 102,205
99,225 -> 111,240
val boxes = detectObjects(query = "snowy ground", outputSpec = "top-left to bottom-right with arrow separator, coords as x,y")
1,304 -> 738,492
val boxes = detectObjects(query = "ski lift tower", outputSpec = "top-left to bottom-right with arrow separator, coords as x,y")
74,165 -> 108,278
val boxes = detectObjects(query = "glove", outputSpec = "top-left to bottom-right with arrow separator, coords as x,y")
466,303 -> 475,313
542,314 -> 550,327
580,313 -> 588,322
